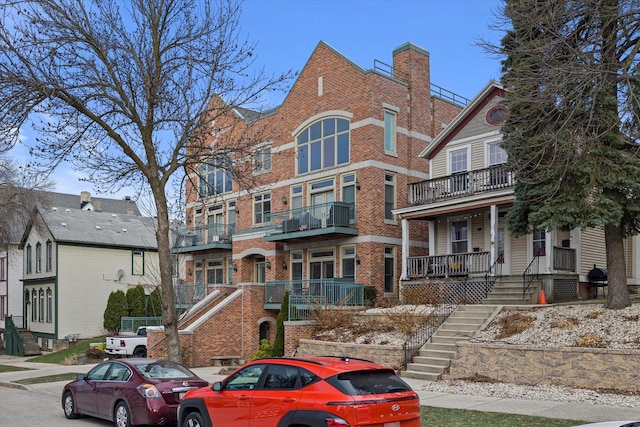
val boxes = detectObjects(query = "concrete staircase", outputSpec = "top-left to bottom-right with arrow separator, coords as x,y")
402,305 -> 499,381
482,276 -> 540,305
19,330 -> 42,356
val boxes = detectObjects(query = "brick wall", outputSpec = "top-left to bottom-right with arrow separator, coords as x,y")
449,341 -> 640,392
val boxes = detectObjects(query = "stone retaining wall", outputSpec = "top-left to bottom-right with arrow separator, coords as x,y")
449,341 -> 640,392
295,339 -> 405,370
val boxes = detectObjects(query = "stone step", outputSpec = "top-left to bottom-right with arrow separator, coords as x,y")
414,354 -> 454,366
420,345 -> 456,359
422,341 -> 457,352
401,369 -> 440,382
431,335 -> 469,345
445,316 -> 486,325
434,328 -> 476,338
406,361 -> 447,373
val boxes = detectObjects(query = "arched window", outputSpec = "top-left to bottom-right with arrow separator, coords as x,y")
46,289 -> 53,323
26,244 -> 32,274
297,118 -> 350,174
36,242 -> 42,273
31,290 -> 37,321
46,240 -> 53,272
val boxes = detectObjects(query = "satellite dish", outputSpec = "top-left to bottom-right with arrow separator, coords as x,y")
117,269 -> 125,280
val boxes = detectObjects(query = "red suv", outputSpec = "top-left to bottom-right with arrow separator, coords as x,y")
178,356 -> 421,427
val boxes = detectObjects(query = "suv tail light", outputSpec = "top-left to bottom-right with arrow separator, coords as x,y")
325,417 -> 350,426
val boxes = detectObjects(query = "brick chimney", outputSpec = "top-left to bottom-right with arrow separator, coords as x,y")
80,191 -> 91,209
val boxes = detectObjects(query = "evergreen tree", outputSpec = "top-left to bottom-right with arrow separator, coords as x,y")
126,285 -> 146,317
494,0 -> 640,308
272,291 -> 290,357
146,287 -> 163,318
103,290 -> 127,335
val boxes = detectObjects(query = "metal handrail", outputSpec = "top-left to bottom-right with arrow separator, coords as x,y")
402,277 -> 480,369
483,256 -> 503,298
522,256 -> 540,298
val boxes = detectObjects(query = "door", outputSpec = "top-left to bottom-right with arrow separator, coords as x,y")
210,364 -> 267,427
96,363 -> 131,417
309,250 -> 334,297
250,364 -> 303,427
75,363 -> 112,416
309,179 -> 334,228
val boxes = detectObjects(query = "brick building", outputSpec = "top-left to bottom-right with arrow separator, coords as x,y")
167,41 -> 466,364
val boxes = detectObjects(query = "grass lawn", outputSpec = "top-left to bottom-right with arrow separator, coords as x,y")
15,373 -> 82,385
421,406 -> 587,426
26,336 -> 106,364
0,364 -> 33,373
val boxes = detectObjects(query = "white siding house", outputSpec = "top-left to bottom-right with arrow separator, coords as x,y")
19,206 -> 158,350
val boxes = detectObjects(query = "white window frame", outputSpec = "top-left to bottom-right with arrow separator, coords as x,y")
486,138 -> 507,166
384,110 -> 397,153
253,192 -> 271,226
253,144 -> 272,174
132,250 -> 144,275
384,172 -> 396,222
384,246 -> 396,294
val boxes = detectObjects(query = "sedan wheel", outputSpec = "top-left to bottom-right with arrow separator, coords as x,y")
184,412 -> 205,427
114,401 -> 132,427
62,391 -> 80,419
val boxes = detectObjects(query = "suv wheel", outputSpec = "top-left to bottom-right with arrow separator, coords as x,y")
183,411 -> 205,427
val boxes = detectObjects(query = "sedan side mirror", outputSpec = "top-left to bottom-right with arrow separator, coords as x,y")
76,374 -> 86,381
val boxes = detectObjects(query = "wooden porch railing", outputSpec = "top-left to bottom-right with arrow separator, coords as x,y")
553,246 -> 576,271
408,165 -> 513,205
407,251 -> 490,278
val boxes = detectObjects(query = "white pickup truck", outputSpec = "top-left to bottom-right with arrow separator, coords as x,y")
105,326 -> 147,358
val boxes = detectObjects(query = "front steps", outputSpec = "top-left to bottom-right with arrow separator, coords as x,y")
402,305 -> 499,381
482,276 -> 540,305
19,330 -> 42,356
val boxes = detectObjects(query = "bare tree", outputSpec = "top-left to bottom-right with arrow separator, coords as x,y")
0,0 -> 293,361
0,156 -> 53,247
484,0 -> 640,309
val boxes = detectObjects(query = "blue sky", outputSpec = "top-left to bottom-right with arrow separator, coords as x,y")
10,0 -> 504,200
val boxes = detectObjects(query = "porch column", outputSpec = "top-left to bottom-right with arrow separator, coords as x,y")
490,205 -> 497,265
429,220 -> 435,256
401,218 -> 409,280
633,235 -> 640,284
545,230 -> 553,273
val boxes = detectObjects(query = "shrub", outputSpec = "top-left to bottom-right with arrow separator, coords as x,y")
577,333 -> 604,348
126,285 -> 146,317
85,347 -> 105,360
364,286 -> 377,306
252,339 -> 274,360
103,290 -> 127,334
272,291 -> 289,357
494,312 -> 536,339
146,287 -> 162,317
387,307 -> 429,337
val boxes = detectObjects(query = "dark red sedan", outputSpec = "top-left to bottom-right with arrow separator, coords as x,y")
62,358 -> 208,427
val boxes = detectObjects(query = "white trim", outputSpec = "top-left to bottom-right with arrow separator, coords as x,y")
291,110 -> 353,136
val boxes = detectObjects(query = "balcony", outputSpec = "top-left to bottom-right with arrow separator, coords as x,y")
264,278 -> 364,309
172,223 -> 235,253
264,201 -> 357,242
406,252 -> 491,279
409,165 -> 514,206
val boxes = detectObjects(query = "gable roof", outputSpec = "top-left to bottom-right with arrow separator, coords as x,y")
19,207 -> 157,250
1,188 -> 141,244
419,80 -> 505,160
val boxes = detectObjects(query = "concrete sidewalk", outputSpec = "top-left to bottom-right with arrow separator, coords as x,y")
1,355 -> 639,424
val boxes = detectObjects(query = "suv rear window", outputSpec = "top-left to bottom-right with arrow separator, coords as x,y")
325,369 -> 412,396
